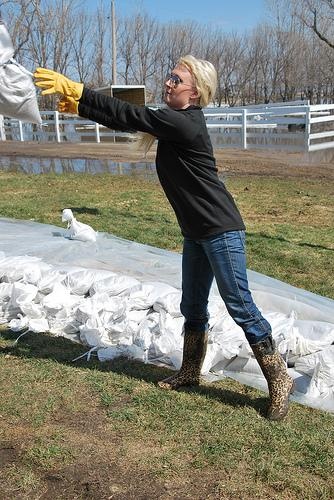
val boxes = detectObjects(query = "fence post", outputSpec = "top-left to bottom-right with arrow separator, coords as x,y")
305,106 -> 311,152
242,109 -> 247,149
18,120 -> 24,141
54,111 -> 61,142
95,123 -> 101,143
0,115 -> 5,141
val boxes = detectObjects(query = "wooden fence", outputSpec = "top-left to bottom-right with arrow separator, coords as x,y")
1,100 -> 334,152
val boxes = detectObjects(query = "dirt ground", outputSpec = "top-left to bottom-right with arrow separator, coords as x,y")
1,140 -> 334,179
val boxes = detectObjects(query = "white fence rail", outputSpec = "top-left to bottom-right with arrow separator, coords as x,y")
1,101 -> 334,152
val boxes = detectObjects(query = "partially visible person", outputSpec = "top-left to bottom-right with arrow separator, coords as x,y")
34,56 -> 294,420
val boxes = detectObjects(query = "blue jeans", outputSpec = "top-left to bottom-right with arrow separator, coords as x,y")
180,230 -> 271,345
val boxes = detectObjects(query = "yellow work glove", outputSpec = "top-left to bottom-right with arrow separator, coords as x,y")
34,67 -> 83,100
58,96 -> 79,114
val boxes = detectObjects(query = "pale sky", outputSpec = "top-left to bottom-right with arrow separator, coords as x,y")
82,0 -> 268,33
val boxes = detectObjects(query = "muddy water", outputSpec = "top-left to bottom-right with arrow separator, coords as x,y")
0,156 -> 231,180
0,156 -> 158,178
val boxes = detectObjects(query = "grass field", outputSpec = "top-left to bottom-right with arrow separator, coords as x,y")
0,170 -> 333,499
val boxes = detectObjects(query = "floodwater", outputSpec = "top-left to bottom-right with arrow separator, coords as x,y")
0,156 -> 229,180
0,156 -> 158,179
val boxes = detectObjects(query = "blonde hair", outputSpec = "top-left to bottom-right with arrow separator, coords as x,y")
135,55 -> 217,155
178,55 -> 217,107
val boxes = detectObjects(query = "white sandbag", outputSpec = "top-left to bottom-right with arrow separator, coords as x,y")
147,311 -> 183,361
97,345 -> 125,361
294,346 -> 334,376
42,282 -> 82,312
153,291 -> 182,317
23,261 -> 52,285
100,313 -> 128,338
0,253 -> 50,284
287,326 -> 334,359
0,303 -> 20,322
207,297 -> 229,324
61,209 -> 97,242
9,314 -> 29,332
28,317 -> 49,333
158,309 -> 183,340
9,282 -> 38,308
303,347 -> 334,400
202,341 -> 232,374
224,355 -> 263,375
125,308 -> 148,327
132,314 -> 159,362
9,311 -> 48,334
89,274 -> 141,297
97,343 -> 147,363
0,255 -> 44,282
48,309 -> 81,335
79,317 -> 112,348
75,292 -> 114,323
128,281 -> 177,310
103,317 -> 131,343
0,282 -> 12,300
99,295 -> 127,322
20,301 -> 45,319
0,21 -> 42,124
210,313 -> 245,359
0,19 -> 13,62
38,269 -> 67,294
63,268 -> 115,296
120,309 -> 149,343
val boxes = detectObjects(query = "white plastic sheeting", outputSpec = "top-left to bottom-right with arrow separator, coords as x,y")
0,20 -> 42,124
0,217 -> 333,413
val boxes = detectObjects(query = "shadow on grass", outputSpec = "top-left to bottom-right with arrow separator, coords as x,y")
69,206 -> 100,215
0,328 -> 268,417
247,231 -> 334,252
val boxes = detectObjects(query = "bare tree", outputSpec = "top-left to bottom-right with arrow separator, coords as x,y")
118,15 -> 136,85
212,33 -> 247,106
119,12 -> 160,85
248,25 -> 278,103
162,20 -> 201,70
17,0 -> 78,73
92,1 -> 109,86
118,13 -> 169,99
292,0 -> 334,49
71,10 -> 95,83
1,0 -> 39,64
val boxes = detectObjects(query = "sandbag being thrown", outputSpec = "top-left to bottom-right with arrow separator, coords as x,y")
0,20 -> 42,124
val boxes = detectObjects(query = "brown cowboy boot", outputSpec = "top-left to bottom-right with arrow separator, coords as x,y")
251,335 -> 294,421
157,329 -> 208,390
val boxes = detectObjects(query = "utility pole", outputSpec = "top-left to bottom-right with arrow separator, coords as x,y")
111,0 -> 117,85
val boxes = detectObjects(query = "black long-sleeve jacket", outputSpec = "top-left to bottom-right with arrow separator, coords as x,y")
78,88 -> 245,239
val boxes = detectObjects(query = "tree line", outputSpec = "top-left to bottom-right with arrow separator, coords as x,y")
1,0 -> 334,107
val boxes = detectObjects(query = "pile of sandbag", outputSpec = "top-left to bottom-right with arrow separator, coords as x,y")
0,248 -> 333,412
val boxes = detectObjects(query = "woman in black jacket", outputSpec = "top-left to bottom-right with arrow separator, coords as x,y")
34,55 -> 294,420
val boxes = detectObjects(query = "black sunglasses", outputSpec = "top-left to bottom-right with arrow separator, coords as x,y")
166,73 -> 193,88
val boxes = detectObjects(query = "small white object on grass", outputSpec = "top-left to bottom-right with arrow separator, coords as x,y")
61,208 -> 97,242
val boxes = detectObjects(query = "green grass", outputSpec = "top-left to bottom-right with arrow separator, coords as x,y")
0,329 -> 333,499
0,169 -> 333,498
